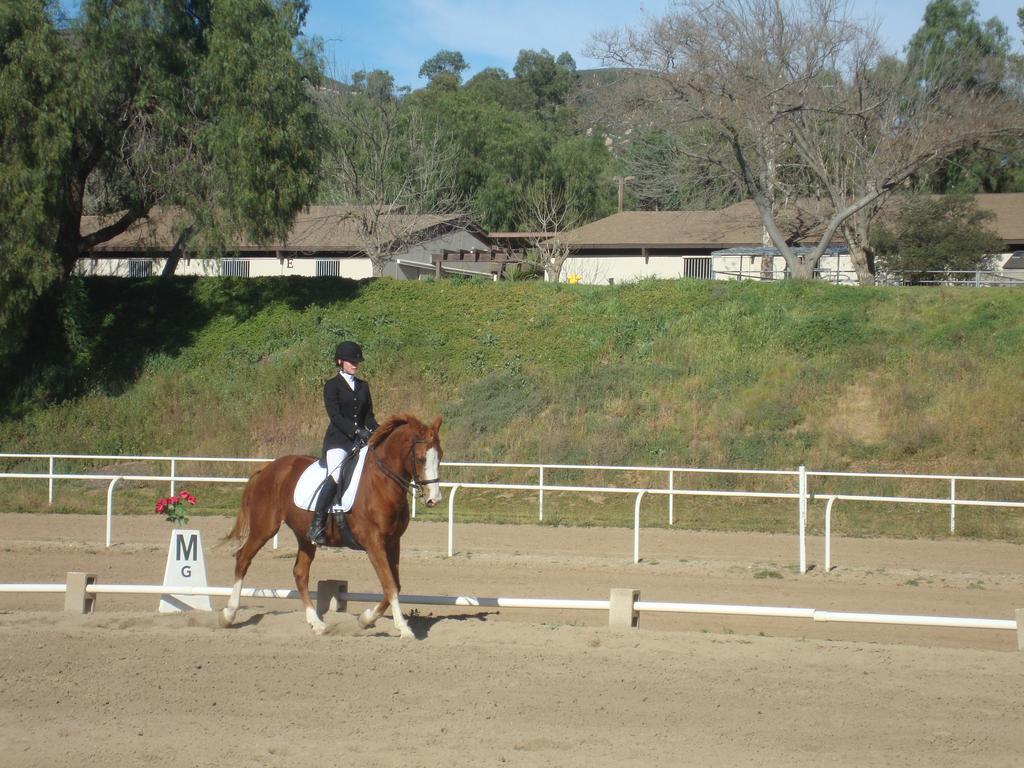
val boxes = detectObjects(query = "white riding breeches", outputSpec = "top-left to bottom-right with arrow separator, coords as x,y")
326,447 -> 349,482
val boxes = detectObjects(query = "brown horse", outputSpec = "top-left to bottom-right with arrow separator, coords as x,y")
219,413 -> 443,637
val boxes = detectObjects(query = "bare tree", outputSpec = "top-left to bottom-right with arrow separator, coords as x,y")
318,81 -> 464,276
520,180 -> 580,282
787,48 -> 1021,284
588,0 -> 1021,282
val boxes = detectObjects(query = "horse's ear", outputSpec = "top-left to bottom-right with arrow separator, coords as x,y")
431,415 -> 442,434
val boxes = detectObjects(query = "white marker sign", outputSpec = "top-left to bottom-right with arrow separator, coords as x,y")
159,528 -> 212,613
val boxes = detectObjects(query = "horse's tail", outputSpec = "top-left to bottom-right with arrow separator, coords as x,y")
218,463 -> 265,552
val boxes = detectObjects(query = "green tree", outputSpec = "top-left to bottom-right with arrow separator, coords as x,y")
907,0 -> 1012,92
403,46 -> 614,233
0,0 -> 326,361
418,49 -> 469,89
874,195 -> 1005,282
351,69 -> 403,101
408,87 -> 551,230
907,0 -> 1023,195
547,135 -> 615,223
0,1 -> 67,360
513,48 -> 577,114
464,66 -> 532,111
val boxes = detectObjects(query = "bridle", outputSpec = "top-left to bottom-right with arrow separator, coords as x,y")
370,437 -> 440,495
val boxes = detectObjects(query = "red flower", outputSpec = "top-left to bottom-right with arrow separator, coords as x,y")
155,491 -> 197,524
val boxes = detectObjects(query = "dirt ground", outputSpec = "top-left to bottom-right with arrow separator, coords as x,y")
1,512 -> 1022,767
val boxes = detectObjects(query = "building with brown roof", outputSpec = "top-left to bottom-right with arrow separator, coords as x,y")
557,194 -> 1024,285
79,206 -> 491,279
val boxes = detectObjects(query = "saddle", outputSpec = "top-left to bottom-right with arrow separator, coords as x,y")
293,446 -> 369,550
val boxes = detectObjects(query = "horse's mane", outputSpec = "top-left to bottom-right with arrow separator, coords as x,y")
369,413 -> 425,447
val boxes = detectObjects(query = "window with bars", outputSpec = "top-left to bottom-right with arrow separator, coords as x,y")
316,259 -> 341,277
127,259 -> 153,278
681,256 -> 712,280
220,259 -> 250,277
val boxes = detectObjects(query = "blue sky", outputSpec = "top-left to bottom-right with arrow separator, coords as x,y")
306,1 -> 1023,89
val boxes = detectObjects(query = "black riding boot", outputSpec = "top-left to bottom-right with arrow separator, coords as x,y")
308,477 -> 337,546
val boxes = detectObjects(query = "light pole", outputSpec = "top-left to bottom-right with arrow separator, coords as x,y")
612,175 -> 635,213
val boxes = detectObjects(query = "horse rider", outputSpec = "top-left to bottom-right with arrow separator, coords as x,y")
308,340 -> 379,546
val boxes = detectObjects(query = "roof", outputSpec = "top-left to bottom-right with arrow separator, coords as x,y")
971,194 -> 1024,244
559,203 -> 763,249
82,206 -> 472,253
561,194 -> 1024,251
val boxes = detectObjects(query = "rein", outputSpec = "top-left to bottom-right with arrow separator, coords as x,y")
370,437 -> 440,494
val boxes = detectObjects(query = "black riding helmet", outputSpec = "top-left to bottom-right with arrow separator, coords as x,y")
334,340 -> 364,364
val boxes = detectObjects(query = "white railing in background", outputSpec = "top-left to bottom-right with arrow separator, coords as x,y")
2,453 -> 1023,570
877,269 -> 1024,287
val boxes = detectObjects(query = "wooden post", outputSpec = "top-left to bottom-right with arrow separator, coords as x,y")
612,175 -> 635,213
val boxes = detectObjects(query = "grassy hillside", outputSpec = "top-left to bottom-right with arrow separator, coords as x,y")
2,276 -> 1023,539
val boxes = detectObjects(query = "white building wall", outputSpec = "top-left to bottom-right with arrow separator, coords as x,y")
76,255 -> 374,279
561,255 -> 692,284
78,230 -> 488,281
563,252 -> 859,285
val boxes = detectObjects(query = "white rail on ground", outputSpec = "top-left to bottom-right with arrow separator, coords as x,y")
0,579 -> 1019,639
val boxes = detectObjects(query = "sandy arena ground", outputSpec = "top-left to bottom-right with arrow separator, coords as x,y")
0,512 -> 1022,767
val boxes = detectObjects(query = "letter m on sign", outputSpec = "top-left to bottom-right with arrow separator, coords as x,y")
176,532 -> 198,562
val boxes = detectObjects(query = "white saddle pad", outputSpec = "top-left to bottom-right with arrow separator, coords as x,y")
292,448 -> 368,512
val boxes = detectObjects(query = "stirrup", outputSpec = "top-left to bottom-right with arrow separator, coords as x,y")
309,521 -> 327,546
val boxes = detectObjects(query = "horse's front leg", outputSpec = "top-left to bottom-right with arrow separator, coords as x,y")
220,530 -> 273,628
293,540 -> 325,634
358,536 -> 413,639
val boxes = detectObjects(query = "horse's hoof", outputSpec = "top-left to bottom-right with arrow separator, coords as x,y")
305,606 -> 327,635
218,609 -> 234,628
357,608 -> 377,629
400,629 -> 416,640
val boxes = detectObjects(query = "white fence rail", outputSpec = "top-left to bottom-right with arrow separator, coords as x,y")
2,574 -> 1020,648
2,453 -> 1024,571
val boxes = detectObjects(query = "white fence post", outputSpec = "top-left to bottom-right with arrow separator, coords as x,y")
170,458 -> 176,496
48,455 -> 54,507
448,484 -> 460,558
798,465 -> 807,574
950,477 -> 956,534
824,496 -> 836,573
105,477 -> 121,548
668,469 -> 674,526
538,466 -> 544,522
633,491 -> 646,564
